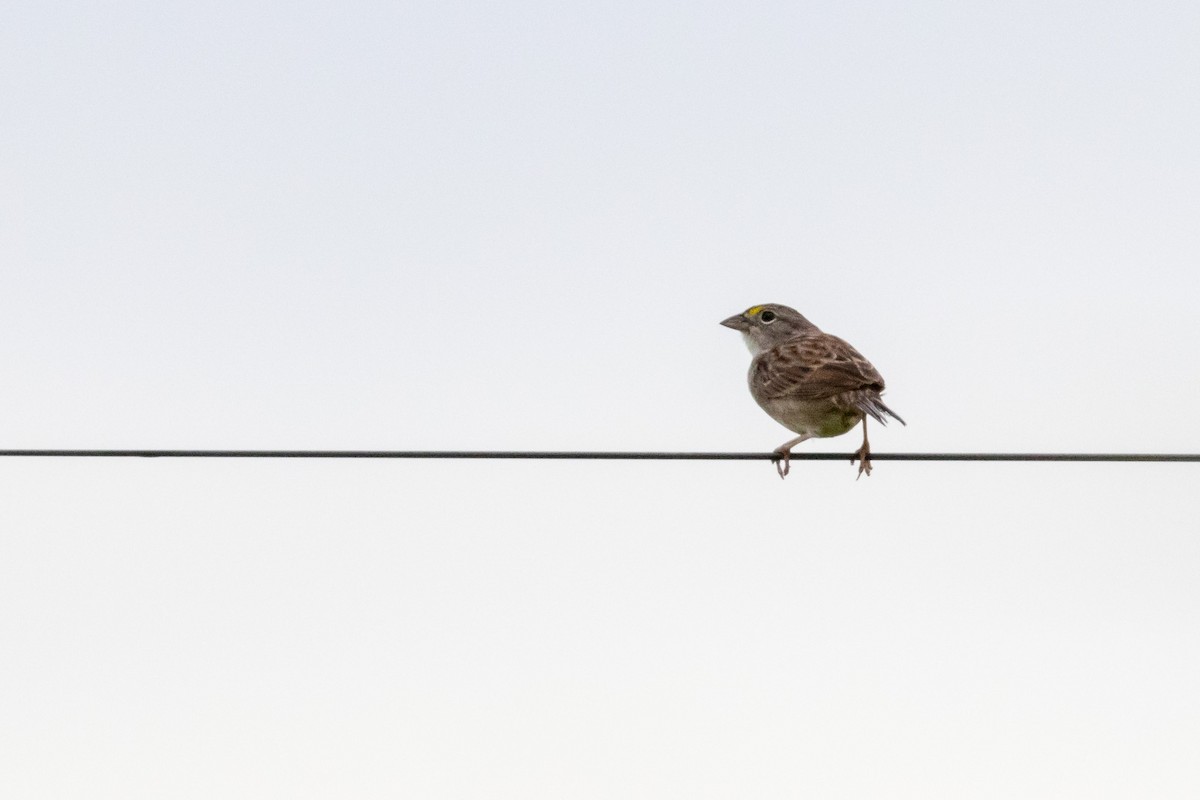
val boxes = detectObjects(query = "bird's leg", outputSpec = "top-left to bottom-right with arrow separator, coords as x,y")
773,433 -> 813,480
852,417 -> 872,479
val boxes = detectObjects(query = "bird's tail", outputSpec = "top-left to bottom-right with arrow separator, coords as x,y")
860,394 -> 906,427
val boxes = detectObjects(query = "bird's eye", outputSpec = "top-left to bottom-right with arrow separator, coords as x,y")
759,310 -> 777,323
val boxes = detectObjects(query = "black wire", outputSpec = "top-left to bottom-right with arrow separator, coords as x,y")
0,450 -> 1196,462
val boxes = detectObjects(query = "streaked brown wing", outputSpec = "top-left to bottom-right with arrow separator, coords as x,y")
752,333 -> 885,402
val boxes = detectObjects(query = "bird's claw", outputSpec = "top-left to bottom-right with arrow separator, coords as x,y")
852,445 -> 872,479
773,449 -> 791,479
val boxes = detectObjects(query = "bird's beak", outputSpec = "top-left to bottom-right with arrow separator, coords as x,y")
720,314 -> 749,331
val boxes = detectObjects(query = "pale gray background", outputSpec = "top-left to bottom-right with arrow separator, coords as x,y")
2,1 -> 1198,797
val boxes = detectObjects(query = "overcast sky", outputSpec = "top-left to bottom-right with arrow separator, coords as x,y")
2,1 -> 1199,797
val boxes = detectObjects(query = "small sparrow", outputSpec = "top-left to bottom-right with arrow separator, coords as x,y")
721,303 -> 905,478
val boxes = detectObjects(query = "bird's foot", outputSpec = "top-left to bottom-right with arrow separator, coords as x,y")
773,448 -> 792,479
852,442 -> 872,479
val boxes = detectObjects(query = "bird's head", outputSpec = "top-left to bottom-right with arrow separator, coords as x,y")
720,304 -> 817,355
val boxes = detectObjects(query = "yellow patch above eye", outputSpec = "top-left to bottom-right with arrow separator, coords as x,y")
745,305 -> 765,317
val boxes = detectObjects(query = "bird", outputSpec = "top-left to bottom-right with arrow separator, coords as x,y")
721,303 -> 905,479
